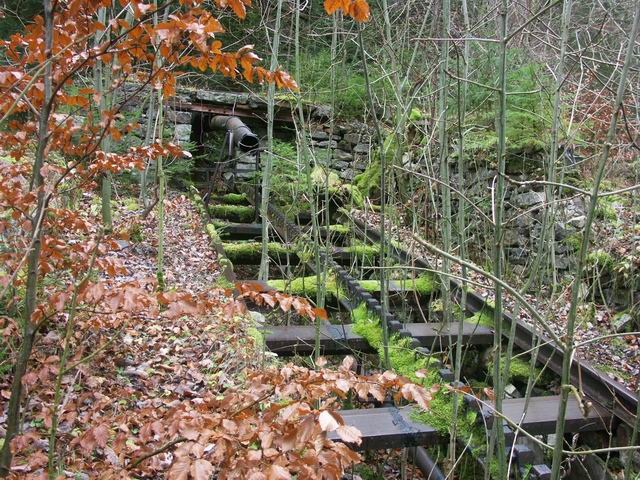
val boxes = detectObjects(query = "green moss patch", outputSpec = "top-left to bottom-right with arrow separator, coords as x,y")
341,244 -> 380,264
328,224 -> 351,235
268,274 -> 346,303
467,307 -> 495,329
487,354 -> 539,384
222,242 -> 295,264
351,303 -> 484,451
357,273 -> 439,296
213,193 -> 249,205
209,204 -> 255,223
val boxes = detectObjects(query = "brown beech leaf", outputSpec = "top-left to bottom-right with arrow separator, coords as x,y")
267,464 -> 291,480
318,410 -> 340,432
483,387 -> 495,400
335,425 -> 362,445
315,356 -> 327,368
167,456 -> 191,480
341,356 -> 355,371
190,459 -> 214,480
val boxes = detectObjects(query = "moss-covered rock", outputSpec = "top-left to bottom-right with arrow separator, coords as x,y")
209,204 -> 255,223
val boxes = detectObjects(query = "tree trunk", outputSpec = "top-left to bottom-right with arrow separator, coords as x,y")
0,0 -> 53,474
258,0 -> 284,281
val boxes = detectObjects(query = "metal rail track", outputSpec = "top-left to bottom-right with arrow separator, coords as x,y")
212,190 -> 635,478
348,217 -> 639,429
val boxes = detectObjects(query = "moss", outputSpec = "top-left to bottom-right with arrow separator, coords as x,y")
467,308 -> 495,329
342,244 -> 379,264
595,203 -> 618,222
214,193 -> 249,205
487,354 -> 539,383
412,273 -> 439,295
563,233 -> 582,254
358,280 -> 382,293
222,242 -> 294,264
340,184 -> 365,208
586,249 -> 614,269
122,197 -> 139,212
354,159 -> 381,198
429,299 -> 463,318
357,273 -> 439,296
247,326 -> 265,348
206,223 -> 222,245
351,303 -> 485,456
209,204 -> 255,223
214,276 -> 235,290
268,274 -> 346,302
328,224 -> 350,235
351,304 -> 439,384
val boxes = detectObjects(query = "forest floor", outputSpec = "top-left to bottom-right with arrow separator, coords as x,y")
351,208 -> 640,393
0,193 -> 264,477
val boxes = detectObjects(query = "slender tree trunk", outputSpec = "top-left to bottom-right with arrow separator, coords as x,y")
259,0 -> 284,281
486,1 -> 508,477
542,0 -> 573,292
437,0 -> 451,332
95,7 -> 113,232
0,0 -> 53,475
549,5 -> 640,479
294,0 -> 322,360
156,90 -> 166,290
357,26 -> 390,368
450,0 -> 470,470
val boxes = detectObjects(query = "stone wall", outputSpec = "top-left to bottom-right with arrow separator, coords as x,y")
306,119 -> 373,182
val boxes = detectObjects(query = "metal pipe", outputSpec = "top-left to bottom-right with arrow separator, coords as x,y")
410,447 -> 446,480
209,115 -> 259,152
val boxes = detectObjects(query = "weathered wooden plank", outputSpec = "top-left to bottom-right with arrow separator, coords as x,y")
484,395 -> 612,435
329,407 -> 440,450
264,322 -> 494,356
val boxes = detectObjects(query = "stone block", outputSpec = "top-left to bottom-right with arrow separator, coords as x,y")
310,129 -> 329,141
337,140 -> 353,152
333,161 -> 351,170
333,149 -> 353,162
339,168 -> 357,181
353,143 -> 371,154
315,139 -> 338,149
173,124 -> 192,143
343,132 -> 361,144
568,215 -> 586,229
167,110 -> 192,124
515,191 -> 545,207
